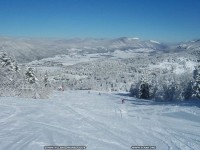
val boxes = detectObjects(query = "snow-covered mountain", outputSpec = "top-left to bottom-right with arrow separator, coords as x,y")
0,37 -> 168,63
176,39 -> 200,50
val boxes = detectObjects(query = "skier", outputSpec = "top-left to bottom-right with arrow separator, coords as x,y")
62,82 -> 64,91
122,99 -> 125,104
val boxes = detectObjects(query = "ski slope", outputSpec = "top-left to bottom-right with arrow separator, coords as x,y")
0,91 -> 200,150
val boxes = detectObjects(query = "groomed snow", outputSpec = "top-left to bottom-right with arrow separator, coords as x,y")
0,91 -> 200,150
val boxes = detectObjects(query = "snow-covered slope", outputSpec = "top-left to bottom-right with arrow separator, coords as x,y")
0,91 -> 200,150
176,39 -> 200,50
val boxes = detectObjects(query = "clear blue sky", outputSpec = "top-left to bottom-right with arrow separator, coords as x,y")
0,0 -> 200,42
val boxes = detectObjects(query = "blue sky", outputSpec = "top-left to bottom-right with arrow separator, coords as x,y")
0,0 -> 200,42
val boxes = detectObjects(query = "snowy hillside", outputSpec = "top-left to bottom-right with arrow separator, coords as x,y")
34,52 -> 196,97
0,91 -> 200,150
1,36 -> 200,100
0,37 -> 167,63
176,39 -> 200,51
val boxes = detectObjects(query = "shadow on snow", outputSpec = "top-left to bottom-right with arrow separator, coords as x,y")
115,93 -> 200,108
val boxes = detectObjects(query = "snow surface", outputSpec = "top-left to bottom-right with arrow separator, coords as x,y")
0,91 -> 200,150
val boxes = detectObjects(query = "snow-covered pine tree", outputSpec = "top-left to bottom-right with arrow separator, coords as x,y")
130,69 -> 150,99
43,71 -> 48,87
25,67 -> 36,84
184,80 -> 193,100
37,71 -> 52,99
164,81 -> 176,101
137,73 -> 149,99
192,74 -> 200,99
0,51 -> 20,96
139,81 -> 150,99
129,83 -> 140,98
0,51 -> 11,67
0,51 -> 18,72
192,64 -> 200,99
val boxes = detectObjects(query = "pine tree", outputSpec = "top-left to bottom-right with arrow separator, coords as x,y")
25,67 -> 36,84
139,81 -> 150,99
43,71 -> 48,87
130,83 -> 139,98
0,52 -> 11,67
0,51 -> 21,96
192,64 -> 200,99
164,81 -> 176,101
184,81 -> 193,100
0,51 -> 18,72
193,74 -> 200,99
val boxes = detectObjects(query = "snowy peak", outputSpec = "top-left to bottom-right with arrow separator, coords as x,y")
150,40 -> 160,44
110,37 -> 164,49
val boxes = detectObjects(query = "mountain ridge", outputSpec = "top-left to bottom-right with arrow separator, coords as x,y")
0,36 -> 199,63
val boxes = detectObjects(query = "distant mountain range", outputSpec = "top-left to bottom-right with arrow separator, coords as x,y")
176,39 -> 200,50
0,36 -> 199,63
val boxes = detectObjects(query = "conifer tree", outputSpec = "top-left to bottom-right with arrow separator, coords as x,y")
25,67 -> 36,84
43,71 -> 49,87
184,81 -> 193,100
138,74 -> 150,99
193,74 -> 200,99
139,81 -> 150,99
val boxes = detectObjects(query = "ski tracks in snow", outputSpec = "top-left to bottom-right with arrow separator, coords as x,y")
0,91 -> 200,150
61,101 -> 131,149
